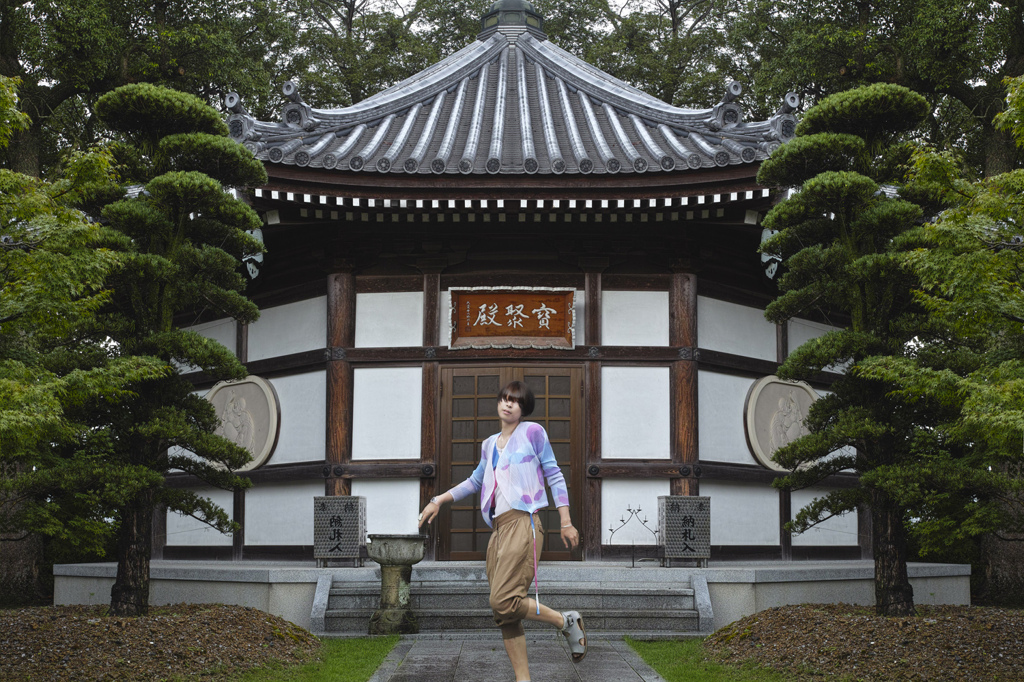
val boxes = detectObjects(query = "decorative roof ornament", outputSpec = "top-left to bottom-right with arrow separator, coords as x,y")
226,5 -> 799,175
479,0 -> 546,40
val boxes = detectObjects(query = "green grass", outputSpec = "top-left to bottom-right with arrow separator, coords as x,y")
627,638 -> 791,682
232,636 -> 398,682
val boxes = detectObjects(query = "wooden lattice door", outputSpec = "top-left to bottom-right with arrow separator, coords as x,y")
438,366 -> 583,561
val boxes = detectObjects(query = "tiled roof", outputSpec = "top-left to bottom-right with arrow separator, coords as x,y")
226,25 -> 799,176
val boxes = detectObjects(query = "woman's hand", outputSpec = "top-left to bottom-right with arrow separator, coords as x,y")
560,523 -> 579,550
418,498 -> 442,528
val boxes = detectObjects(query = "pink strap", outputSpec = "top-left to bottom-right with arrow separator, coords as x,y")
530,514 -> 540,614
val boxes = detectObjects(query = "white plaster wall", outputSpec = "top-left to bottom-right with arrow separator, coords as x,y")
351,479 -> 421,536
791,488 -> 860,546
355,291 -> 424,347
701,480 -> 779,546
601,366 -> 670,459
248,296 -> 327,361
165,488 -> 233,546
601,479 -> 670,545
266,370 -> 326,464
697,296 -> 777,361
351,367 -> 422,460
698,370 -> 758,465
789,318 -> 847,372
438,289 -> 585,347
177,318 -> 237,372
601,290 -> 669,346
184,318 -> 237,351
439,289 -> 452,346
245,480 -> 323,545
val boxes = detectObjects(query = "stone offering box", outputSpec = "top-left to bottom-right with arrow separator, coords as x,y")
658,495 -> 711,567
313,496 -> 367,567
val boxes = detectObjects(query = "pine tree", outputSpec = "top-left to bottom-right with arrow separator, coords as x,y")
757,83 -> 931,616
77,84 -> 268,616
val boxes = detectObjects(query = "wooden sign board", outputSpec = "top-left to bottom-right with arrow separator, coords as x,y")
449,287 -> 576,350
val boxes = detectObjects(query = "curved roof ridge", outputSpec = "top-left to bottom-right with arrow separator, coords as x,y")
225,28 -> 800,175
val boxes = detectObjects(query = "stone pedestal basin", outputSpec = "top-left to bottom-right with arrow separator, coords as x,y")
366,534 -> 426,635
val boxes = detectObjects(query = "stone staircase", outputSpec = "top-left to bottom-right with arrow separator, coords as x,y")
310,562 -> 713,638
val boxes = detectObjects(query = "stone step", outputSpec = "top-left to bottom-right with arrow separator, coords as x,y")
324,607 -> 700,633
327,584 -> 695,613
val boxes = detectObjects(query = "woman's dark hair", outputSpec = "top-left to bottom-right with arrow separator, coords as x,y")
498,380 -> 535,417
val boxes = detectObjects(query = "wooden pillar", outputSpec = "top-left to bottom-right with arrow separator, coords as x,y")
420,267 -> 442,560
670,271 -> 699,495
583,269 -> 603,560
326,270 -> 355,496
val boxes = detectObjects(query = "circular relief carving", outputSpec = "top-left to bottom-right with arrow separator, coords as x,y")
606,158 -> 621,173
486,157 -> 501,174
404,158 -> 419,173
693,465 -> 702,478
350,155 -> 364,171
741,147 -> 757,163
781,119 -> 797,138
207,376 -> 281,472
322,466 -> 331,478
295,151 -> 310,167
551,158 -> 566,174
724,108 -> 739,124
579,158 -> 594,174
421,464 -> 435,477
633,157 -> 648,173
322,153 -> 338,169
268,147 -> 284,163
660,155 -> 676,171
459,158 -> 473,174
229,120 -> 244,139
686,153 -> 702,169
286,109 -> 302,124
431,157 -> 447,174
244,142 -> 261,155
376,157 -> 391,172
714,150 -> 731,167
680,465 -> 692,477
524,157 -> 538,174
333,465 -> 345,477
744,375 -> 819,471
588,465 -> 601,477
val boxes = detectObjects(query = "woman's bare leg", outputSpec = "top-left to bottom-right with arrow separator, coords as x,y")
522,598 -> 565,628
503,633 -> 531,681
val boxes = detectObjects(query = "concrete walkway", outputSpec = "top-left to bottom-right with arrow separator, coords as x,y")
367,633 -> 666,682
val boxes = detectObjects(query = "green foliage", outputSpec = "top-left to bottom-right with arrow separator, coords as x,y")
757,84 -> 942,614
1,81 -> 266,613
713,0 -> 1023,175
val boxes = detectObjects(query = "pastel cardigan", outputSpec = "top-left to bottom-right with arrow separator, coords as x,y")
449,421 -> 570,528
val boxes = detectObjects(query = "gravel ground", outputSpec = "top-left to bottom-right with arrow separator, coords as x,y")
0,603 -> 320,681
705,603 -> 1024,681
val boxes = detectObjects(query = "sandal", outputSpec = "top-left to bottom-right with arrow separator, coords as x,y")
560,610 -> 587,663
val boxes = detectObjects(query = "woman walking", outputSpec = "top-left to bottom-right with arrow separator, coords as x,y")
418,380 -> 587,681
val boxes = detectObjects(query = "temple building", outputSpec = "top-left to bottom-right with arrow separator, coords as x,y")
160,0 -> 865,564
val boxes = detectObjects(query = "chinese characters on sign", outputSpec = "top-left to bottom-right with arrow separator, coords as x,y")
313,496 -> 366,564
449,287 -> 575,350
658,496 -> 711,562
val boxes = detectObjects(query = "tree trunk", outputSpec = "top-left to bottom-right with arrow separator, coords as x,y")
109,489 -> 154,617
6,124 -> 40,177
984,124 -> 1018,178
871,488 -> 915,616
